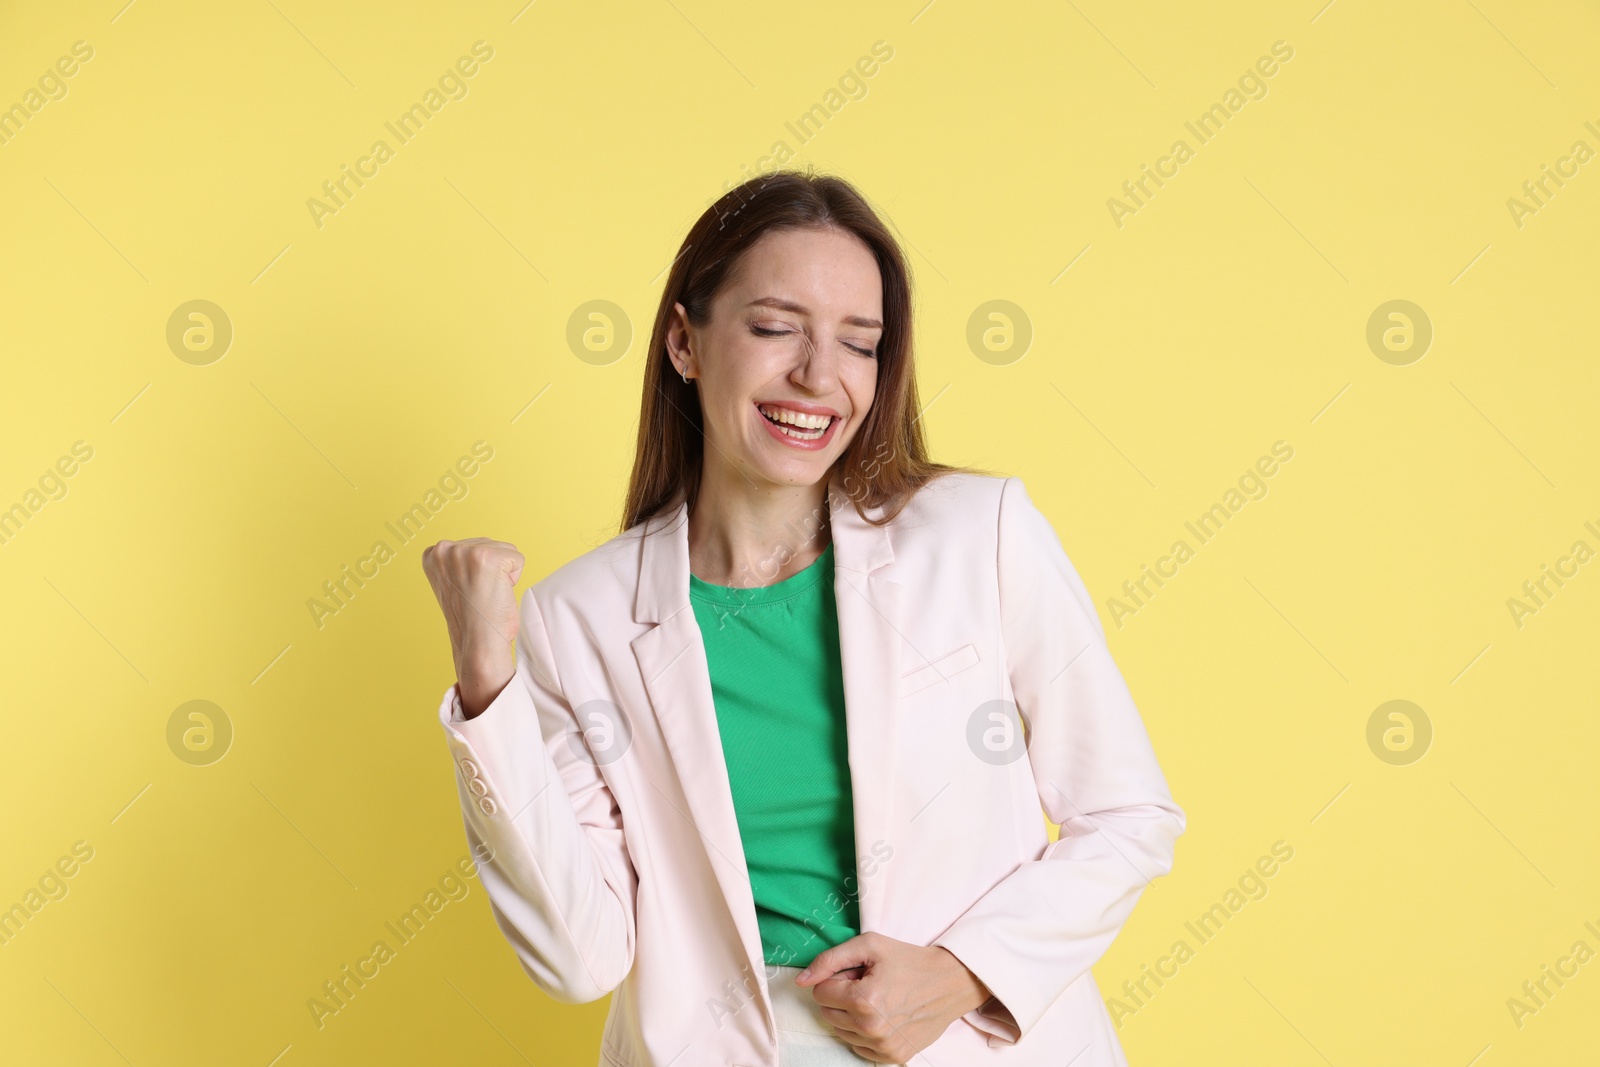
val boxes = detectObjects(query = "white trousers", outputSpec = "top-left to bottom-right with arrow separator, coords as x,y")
767,965 -> 903,1067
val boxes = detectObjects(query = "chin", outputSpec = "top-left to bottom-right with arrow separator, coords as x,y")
767,468 -> 831,489
749,457 -> 833,489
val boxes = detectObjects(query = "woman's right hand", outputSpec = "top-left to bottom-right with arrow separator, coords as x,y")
422,537 -> 524,719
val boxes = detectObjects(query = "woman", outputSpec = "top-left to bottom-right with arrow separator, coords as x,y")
421,171 -> 1185,1067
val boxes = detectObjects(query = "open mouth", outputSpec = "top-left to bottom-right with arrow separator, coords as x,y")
757,403 -> 836,442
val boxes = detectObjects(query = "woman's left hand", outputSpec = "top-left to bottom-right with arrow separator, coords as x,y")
793,931 -> 992,1064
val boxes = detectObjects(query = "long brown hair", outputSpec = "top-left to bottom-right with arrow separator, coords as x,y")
621,169 -> 986,532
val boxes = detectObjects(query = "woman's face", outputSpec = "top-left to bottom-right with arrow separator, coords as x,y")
670,225 -> 883,493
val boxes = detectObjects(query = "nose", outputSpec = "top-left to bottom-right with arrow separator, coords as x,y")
789,329 -> 841,394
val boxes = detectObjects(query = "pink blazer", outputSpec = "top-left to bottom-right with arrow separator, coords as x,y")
436,469 -> 1185,1067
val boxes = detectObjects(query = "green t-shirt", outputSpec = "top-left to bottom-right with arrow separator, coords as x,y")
688,540 -> 861,968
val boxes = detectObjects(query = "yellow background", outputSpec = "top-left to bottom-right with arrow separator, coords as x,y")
3,0 -> 1597,1063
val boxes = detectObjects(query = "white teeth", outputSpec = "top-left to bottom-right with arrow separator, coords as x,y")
759,404 -> 833,430
778,423 -> 823,439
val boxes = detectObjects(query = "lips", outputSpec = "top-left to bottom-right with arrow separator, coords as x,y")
756,402 -> 840,450
759,403 -> 831,435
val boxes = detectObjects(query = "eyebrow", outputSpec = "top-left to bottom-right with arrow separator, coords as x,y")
747,296 -> 883,330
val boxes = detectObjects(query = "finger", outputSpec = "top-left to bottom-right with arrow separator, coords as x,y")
825,1019 -> 883,1062
807,974 -> 865,1013
814,1004 -> 861,1033
813,972 -> 918,1063
796,936 -> 873,985
501,551 -> 524,586
842,1040 -> 888,1064
845,995 -> 918,1064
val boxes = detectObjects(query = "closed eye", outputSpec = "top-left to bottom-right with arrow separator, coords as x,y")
750,324 -> 876,358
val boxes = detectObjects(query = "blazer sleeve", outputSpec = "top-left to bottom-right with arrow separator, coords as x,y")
931,475 -> 1186,1044
436,584 -> 639,1004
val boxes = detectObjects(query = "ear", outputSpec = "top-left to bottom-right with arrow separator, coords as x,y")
666,301 -> 694,375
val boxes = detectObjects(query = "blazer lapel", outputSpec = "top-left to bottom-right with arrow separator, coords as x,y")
825,467 -> 901,936
629,500 -> 766,993
628,468 -> 902,1010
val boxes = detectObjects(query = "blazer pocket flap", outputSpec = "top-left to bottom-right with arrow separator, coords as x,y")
899,642 -> 980,697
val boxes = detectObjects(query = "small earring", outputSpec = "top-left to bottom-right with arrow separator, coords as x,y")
681,365 -> 691,383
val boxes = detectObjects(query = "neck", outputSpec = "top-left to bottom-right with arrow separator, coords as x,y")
687,462 -> 832,588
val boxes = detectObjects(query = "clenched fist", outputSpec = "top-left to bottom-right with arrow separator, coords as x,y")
422,537 -> 524,719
